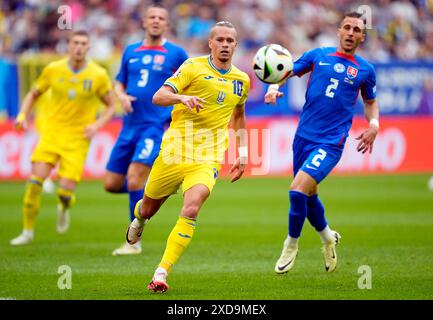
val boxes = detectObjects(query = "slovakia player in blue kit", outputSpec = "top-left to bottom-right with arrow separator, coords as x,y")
265,12 -> 380,273
104,4 -> 188,256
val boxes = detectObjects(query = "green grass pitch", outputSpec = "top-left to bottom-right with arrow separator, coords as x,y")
1,175 -> 432,300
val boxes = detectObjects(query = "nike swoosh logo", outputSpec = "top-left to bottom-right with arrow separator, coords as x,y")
178,232 -> 191,238
319,61 -> 331,66
277,258 -> 294,271
129,58 -> 139,63
305,164 -> 318,170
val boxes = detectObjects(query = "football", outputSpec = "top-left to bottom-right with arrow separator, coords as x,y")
252,44 -> 293,84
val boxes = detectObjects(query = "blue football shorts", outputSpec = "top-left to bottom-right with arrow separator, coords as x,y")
292,134 -> 344,184
106,125 -> 164,175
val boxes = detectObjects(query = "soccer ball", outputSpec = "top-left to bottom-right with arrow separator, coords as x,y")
252,44 -> 293,84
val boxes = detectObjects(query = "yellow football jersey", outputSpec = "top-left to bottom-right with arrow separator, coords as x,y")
162,55 -> 250,163
34,58 -> 112,135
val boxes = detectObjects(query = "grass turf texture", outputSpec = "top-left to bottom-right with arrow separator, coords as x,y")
1,175 -> 432,300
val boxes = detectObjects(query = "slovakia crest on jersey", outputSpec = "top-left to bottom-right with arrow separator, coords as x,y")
347,66 -> 358,79
154,55 -> 165,65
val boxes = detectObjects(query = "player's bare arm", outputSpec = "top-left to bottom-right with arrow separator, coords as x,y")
356,99 -> 379,154
14,88 -> 43,131
153,85 -> 205,113
114,81 -> 136,114
264,71 -> 296,105
229,103 -> 247,183
85,90 -> 116,139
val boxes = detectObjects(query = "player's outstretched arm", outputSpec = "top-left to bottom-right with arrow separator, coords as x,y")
229,103 -> 247,183
356,99 -> 379,154
264,71 -> 295,105
85,90 -> 116,139
14,88 -> 42,131
153,85 -> 205,113
114,81 -> 135,114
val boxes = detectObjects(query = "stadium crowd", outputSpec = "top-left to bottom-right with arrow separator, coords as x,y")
1,0 -> 433,63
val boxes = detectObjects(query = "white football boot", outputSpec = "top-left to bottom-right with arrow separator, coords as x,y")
112,241 -> 142,256
56,203 -> 70,234
42,178 -> 55,194
10,230 -> 34,246
322,231 -> 341,272
148,267 -> 169,293
275,238 -> 298,274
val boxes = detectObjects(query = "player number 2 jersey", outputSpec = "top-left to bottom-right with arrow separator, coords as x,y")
292,46 -> 377,146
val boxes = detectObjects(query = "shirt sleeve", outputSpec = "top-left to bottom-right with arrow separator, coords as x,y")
292,49 -> 317,77
164,59 -> 194,94
115,48 -> 128,85
33,63 -> 53,93
97,69 -> 113,98
238,75 -> 250,106
361,64 -> 377,101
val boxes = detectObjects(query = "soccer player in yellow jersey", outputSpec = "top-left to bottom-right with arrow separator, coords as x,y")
126,21 -> 250,293
10,30 -> 116,246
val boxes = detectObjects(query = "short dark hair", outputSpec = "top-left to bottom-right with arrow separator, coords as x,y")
341,11 -> 367,31
69,29 -> 89,40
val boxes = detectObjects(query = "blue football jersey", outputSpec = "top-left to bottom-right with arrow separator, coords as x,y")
116,40 -> 188,128
292,47 -> 376,145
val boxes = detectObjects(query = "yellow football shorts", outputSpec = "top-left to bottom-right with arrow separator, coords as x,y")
144,155 -> 220,199
31,130 -> 90,182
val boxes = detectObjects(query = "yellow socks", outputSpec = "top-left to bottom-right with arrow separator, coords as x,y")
23,176 -> 44,230
57,187 -> 75,209
159,216 -> 196,273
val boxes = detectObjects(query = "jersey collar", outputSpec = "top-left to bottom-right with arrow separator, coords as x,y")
134,38 -> 168,52
207,55 -> 232,75
328,51 -> 359,66
67,59 -> 88,74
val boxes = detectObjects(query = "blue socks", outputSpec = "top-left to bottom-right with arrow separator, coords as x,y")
307,194 -> 327,232
128,190 -> 144,222
288,191 -> 328,238
288,191 -> 309,238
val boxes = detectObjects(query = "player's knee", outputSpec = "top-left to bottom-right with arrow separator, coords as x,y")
104,180 -> 120,193
127,178 -> 145,191
180,203 -> 200,219
289,184 -> 312,196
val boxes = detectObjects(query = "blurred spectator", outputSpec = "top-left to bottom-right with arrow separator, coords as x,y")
0,0 -> 432,61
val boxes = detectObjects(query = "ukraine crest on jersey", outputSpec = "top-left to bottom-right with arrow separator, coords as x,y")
162,55 -> 250,163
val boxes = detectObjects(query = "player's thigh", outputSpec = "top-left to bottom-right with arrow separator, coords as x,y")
300,144 -> 343,184
58,138 -> 90,183
182,163 -> 220,195
127,162 -> 151,190
144,155 -> 184,199
31,162 -> 55,180
106,134 -> 135,176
